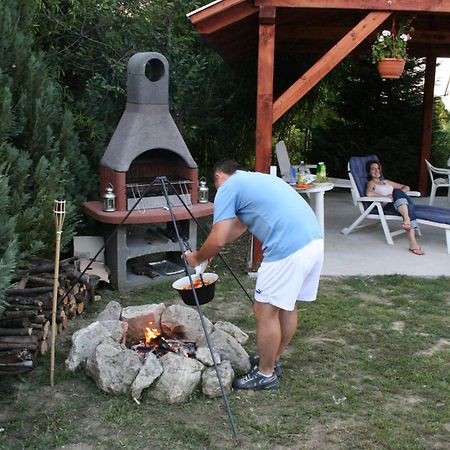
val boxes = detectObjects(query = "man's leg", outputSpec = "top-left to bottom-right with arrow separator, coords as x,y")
253,301 -> 281,375
276,306 -> 298,360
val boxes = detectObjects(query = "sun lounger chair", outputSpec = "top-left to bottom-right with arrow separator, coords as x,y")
341,155 -> 450,253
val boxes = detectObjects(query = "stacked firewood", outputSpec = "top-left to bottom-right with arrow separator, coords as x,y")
0,257 -> 93,375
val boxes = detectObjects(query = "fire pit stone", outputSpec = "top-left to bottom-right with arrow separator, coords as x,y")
214,320 -> 249,344
202,360 -> 234,398
65,321 -> 119,371
148,352 -> 204,404
200,329 -> 251,375
160,304 -> 213,342
195,346 -> 221,366
86,337 -> 142,395
97,300 -> 122,321
121,303 -> 166,344
66,301 -> 251,403
131,352 -> 163,401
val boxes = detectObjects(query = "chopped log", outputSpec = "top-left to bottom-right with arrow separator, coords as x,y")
67,293 -> 77,306
6,286 -> 53,296
4,304 -> 43,312
0,327 -> 32,336
60,256 -> 77,266
59,310 -> 68,330
0,360 -> 34,375
0,342 -> 37,351
0,317 -> 30,328
25,276 -> 55,287
28,256 -> 52,265
16,275 -> 29,290
7,297 -> 44,307
66,304 -> 77,320
2,310 -> 37,319
38,340 -> 48,356
0,335 -> 38,345
71,283 -> 80,295
0,349 -> 33,364
33,322 -> 50,341
74,293 -> 86,304
14,264 -> 55,277
76,301 -> 84,315
32,315 -> 46,324
12,257 -> 77,279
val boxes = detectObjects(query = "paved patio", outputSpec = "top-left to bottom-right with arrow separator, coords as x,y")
321,189 -> 450,277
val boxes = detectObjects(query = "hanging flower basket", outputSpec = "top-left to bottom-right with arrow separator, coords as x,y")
377,58 -> 406,79
372,19 -> 412,79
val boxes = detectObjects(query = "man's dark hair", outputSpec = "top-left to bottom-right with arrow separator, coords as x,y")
212,160 -> 242,176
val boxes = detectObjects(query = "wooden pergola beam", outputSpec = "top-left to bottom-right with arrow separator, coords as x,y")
255,0 -> 450,14
252,5 -> 277,270
187,0 -> 257,34
419,54 -> 437,195
277,26 -> 450,46
272,11 -> 391,123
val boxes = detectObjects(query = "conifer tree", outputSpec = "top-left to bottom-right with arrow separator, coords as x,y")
0,0 -> 92,300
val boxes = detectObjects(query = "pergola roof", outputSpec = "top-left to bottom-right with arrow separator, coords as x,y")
188,1 -> 450,269
188,0 -> 450,64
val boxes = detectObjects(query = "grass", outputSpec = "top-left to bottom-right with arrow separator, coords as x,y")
0,253 -> 449,449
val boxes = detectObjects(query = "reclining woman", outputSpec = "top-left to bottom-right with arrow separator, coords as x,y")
366,160 -> 425,255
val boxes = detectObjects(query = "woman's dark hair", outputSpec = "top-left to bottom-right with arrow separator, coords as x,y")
366,160 -> 383,180
212,160 -> 242,177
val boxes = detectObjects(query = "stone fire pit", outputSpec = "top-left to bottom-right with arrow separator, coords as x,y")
65,301 -> 250,403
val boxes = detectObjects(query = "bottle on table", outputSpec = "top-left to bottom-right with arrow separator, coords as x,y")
297,160 -> 306,183
316,162 -> 327,182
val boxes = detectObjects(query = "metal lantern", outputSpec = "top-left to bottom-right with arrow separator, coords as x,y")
103,183 -> 116,212
198,177 -> 209,204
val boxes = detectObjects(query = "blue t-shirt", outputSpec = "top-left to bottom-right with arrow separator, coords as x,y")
213,171 -> 322,261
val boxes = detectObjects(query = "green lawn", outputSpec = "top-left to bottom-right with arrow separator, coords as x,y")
0,271 -> 449,450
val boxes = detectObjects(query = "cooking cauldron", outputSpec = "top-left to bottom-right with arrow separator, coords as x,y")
172,273 -> 218,306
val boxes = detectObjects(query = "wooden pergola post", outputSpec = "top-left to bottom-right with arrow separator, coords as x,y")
252,5 -> 276,271
418,53 -> 437,195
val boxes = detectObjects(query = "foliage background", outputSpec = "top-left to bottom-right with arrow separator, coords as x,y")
0,0 -> 449,309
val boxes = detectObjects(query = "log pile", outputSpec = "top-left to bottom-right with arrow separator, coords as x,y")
0,257 -> 93,375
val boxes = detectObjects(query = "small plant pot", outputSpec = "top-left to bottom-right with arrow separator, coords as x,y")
377,58 -> 406,79
172,273 -> 218,306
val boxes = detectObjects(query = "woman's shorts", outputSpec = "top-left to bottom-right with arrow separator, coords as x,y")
254,239 -> 324,311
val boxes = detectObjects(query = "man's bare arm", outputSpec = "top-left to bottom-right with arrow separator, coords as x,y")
185,218 -> 247,267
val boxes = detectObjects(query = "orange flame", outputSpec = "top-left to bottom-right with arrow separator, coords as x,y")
145,322 -> 160,346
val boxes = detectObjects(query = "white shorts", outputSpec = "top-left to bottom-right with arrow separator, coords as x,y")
254,239 -> 324,311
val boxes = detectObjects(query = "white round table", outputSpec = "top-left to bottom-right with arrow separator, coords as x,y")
294,182 -> 334,232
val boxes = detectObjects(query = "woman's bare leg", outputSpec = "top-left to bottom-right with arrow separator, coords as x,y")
397,203 -> 411,226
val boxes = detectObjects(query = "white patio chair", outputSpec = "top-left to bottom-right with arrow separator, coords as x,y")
425,159 -> 450,206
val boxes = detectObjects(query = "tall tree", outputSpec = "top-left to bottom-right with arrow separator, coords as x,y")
0,0 -> 91,304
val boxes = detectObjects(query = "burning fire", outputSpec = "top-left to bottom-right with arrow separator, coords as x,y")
133,321 -> 195,359
144,322 -> 160,346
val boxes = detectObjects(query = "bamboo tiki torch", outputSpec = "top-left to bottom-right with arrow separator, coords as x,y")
50,196 -> 66,387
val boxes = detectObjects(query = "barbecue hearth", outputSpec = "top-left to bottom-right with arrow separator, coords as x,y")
83,52 -> 213,289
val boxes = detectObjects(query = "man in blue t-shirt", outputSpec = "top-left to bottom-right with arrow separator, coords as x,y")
185,160 -> 324,391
